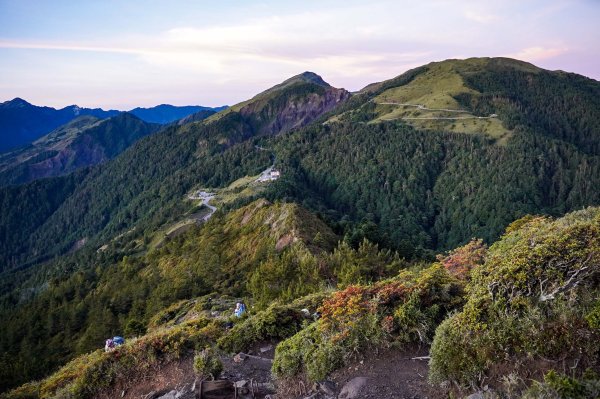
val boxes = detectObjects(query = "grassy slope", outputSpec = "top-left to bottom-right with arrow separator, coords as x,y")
0,200 -> 338,391
371,58 -> 512,140
5,207 -> 599,399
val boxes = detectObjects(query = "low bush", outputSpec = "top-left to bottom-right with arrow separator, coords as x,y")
4,318 -> 219,399
193,347 -> 223,380
429,209 -> 600,387
521,370 -> 600,399
272,263 -> 463,382
217,302 -> 308,353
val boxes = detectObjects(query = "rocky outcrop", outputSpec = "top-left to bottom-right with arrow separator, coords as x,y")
239,85 -> 350,136
239,86 -> 350,135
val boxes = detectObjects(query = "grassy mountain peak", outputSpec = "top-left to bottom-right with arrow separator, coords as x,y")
332,56 -> 599,149
265,71 -> 330,92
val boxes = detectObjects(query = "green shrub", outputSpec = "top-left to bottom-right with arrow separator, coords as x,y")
522,370 -> 600,399
429,209 -> 600,386
272,323 -> 344,382
124,319 -> 147,337
273,264 -> 463,383
585,301 -> 600,330
217,303 -> 306,353
394,292 -> 438,344
428,314 -> 487,384
272,324 -> 319,379
193,347 -> 223,380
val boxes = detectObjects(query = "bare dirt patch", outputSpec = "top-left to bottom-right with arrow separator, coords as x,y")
95,356 -> 196,399
328,347 -> 447,399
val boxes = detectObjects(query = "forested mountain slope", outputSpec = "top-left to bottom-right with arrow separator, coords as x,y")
0,199 -> 340,389
270,121 -> 599,255
0,72 -> 350,272
0,113 -> 161,186
0,98 -> 119,152
267,57 -> 600,254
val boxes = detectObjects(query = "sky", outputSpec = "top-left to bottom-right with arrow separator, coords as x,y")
0,0 -> 598,109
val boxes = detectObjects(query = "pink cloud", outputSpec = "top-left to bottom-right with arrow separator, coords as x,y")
506,46 -> 569,61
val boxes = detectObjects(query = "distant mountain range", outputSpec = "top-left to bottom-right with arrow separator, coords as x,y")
129,104 -> 227,124
0,98 -> 227,152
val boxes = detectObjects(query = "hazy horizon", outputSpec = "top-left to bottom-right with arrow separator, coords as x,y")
1,0 -> 599,109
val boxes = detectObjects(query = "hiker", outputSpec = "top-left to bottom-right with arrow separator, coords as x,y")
113,336 -> 125,347
234,302 -> 246,317
105,336 -> 125,352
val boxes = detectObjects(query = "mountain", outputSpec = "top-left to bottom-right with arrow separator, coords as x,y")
0,113 -> 161,186
205,71 -> 350,135
1,59 -> 599,269
177,109 -> 219,125
0,98 -> 120,152
129,104 -> 227,124
0,71 -> 350,273
1,58 -> 600,394
1,59 -> 599,270
0,199 -> 339,390
0,99 -> 227,153
272,57 -> 600,252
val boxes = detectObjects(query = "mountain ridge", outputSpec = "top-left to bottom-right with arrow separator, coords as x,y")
0,113 -> 161,186
0,99 -> 228,153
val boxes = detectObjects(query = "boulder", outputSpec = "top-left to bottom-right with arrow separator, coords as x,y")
260,344 -> 274,353
155,390 -> 183,399
316,380 -> 336,396
338,377 -> 368,399
233,353 -> 247,363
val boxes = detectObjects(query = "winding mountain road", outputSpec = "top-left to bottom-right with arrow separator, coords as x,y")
188,191 -> 217,221
374,101 -> 497,120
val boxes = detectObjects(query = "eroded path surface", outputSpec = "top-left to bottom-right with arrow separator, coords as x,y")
97,346 -> 448,399
327,347 -> 446,399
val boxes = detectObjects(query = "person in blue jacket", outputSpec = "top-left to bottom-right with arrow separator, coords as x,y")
234,302 -> 246,317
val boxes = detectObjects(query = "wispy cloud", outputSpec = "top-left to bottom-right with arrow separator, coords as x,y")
0,0 -> 597,108
464,10 -> 500,24
506,46 -> 569,61
0,40 -> 152,55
